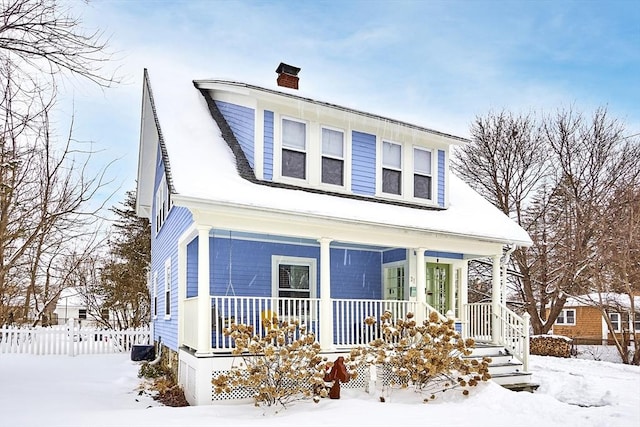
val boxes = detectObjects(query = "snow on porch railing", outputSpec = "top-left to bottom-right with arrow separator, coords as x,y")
0,322 -> 150,356
210,296 -> 320,352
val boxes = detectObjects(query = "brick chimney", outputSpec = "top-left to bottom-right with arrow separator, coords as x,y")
276,62 -> 301,90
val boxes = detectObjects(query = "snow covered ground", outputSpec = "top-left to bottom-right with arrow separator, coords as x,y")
1,350 -> 638,427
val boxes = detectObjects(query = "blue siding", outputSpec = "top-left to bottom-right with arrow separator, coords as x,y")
425,250 -> 463,260
211,238 -> 320,297
186,237 -> 198,298
150,205 -> 193,352
351,131 -> 376,196
438,149 -> 445,206
264,110 -> 274,180
383,248 -> 406,264
208,237 -> 382,299
215,101 -> 255,168
330,248 -> 382,299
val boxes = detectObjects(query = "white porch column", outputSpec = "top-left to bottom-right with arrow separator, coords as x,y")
318,238 -> 333,351
415,248 -> 426,324
491,254 -> 501,345
196,225 -> 212,356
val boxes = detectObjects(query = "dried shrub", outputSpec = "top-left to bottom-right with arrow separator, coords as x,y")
212,319 -> 355,410
349,311 -> 490,401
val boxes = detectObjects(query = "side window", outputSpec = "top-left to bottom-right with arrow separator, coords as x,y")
609,312 -> 620,332
382,141 -> 402,195
282,118 -> 307,179
321,127 -> 344,186
413,147 -> 432,200
155,175 -> 171,233
164,259 -> 171,318
153,272 -> 158,318
556,309 -> 576,325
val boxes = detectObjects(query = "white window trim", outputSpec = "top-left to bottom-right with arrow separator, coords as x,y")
380,140 -> 403,198
152,271 -> 158,319
609,312 -> 621,332
412,146 -> 434,201
319,124 -> 347,190
271,255 -> 317,299
277,116 -> 309,184
155,175 -> 171,234
556,309 -> 576,325
164,258 -> 171,320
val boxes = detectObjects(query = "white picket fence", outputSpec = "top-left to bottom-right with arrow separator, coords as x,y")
0,320 -> 151,356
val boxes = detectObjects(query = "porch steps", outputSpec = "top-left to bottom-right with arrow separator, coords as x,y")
467,343 -> 539,392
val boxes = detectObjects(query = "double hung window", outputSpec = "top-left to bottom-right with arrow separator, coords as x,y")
382,141 -> 402,195
413,147 -> 432,200
556,309 -> 576,325
272,256 -> 316,318
164,258 -> 171,318
609,312 -> 621,332
282,118 -> 307,179
321,127 -> 344,186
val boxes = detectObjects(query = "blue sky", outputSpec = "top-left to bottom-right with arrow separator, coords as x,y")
61,0 -> 640,202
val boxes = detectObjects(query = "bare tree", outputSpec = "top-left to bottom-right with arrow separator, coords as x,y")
0,0 -> 116,325
0,0 -> 116,87
454,107 -> 639,335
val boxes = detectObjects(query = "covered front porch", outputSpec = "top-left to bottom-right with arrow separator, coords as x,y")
176,221 -> 530,373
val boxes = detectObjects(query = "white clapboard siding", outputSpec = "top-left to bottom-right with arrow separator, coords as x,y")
0,321 -> 151,356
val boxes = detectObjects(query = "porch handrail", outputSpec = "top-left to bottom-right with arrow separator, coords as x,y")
496,304 -> 530,372
464,302 -> 530,372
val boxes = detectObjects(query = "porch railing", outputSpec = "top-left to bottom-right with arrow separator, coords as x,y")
333,299 -> 419,347
464,302 -> 530,371
210,296 -> 320,352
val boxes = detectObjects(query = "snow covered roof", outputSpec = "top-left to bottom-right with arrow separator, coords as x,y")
137,68 -> 532,248
563,293 -> 640,310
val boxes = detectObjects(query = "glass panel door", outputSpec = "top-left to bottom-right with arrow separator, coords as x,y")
426,263 -> 450,314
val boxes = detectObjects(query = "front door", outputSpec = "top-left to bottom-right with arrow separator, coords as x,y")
426,262 -> 450,314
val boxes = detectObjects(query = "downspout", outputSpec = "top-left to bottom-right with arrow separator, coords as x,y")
501,245 -> 516,306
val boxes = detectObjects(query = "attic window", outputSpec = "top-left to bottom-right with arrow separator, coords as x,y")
281,118 -> 306,179
382,141 -> 402,195
155,175 -> 171,233
321,127 -> 344,186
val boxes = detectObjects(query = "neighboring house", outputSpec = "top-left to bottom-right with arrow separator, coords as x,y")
52,288 -> 109,327
551,293 -> 640,345
135,64 -> 534,405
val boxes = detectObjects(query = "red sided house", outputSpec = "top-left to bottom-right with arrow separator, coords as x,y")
135,65 -> 535,405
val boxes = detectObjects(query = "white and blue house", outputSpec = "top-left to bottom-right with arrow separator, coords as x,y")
135,64 -> 535,405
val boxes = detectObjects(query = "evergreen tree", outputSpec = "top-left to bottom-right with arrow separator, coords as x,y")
97,190 -> 151,328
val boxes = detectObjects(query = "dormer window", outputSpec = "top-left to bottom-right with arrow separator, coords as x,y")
413,147 -> 433,200
321,127 -> 344,186
282,118 -> 307,179
382,141 -> 402,195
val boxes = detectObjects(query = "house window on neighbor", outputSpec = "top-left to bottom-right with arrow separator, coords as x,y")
609,312 -> 621,332
282,118 -> 307,180
101,309 -> 109,320
321,127 -> 344,186
413,147 -> 432,200
556,309 -> 575,325
633,314 -> 640,331
164,258 -> 171,318
382,141 -> 402,195
78,309 -> 87,320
